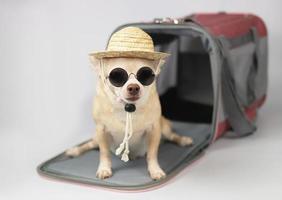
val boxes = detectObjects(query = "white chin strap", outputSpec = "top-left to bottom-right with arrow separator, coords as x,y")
115,112 -> 133,162
99,59 -> 133,162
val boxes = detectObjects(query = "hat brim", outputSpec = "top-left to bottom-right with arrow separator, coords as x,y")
89,50 -> 170,60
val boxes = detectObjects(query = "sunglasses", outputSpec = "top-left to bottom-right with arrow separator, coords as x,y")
107,67 -> 156,87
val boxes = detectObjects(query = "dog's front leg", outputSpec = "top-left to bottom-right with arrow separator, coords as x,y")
96,124 -> 112,179
147,120 -> 166,180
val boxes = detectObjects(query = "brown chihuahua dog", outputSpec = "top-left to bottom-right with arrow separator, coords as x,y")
66,27 -> 193,180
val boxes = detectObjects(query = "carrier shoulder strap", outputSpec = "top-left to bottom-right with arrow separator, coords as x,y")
218,37 -> 257,137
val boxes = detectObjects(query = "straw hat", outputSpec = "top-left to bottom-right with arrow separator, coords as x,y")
90,26 -> 169,60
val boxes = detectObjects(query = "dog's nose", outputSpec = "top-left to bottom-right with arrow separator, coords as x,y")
127,84 -> 140,95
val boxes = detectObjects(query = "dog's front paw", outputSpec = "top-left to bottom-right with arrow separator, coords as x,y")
96,167 -> 112,179
65,147 -> 81,157
149,167 -> 166,180
179,136 -> 193,146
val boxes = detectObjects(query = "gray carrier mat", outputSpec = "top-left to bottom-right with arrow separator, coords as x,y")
38,121 -> 211,191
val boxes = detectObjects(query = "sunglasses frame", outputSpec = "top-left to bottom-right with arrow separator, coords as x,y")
106,66 -> 156,87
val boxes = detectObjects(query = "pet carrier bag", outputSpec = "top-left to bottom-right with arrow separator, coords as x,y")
38,13 -> 268,191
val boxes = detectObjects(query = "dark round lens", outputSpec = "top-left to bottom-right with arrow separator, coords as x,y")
136,67 -> 155,86
108,68 -> 128,87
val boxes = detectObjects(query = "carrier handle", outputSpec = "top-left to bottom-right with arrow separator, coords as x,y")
218,37 -> 257,137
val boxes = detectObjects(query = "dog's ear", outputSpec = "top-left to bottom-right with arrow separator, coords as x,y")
154,59 -> 166,75
89,56 -> 101,73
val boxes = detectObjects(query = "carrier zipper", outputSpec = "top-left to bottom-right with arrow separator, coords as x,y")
153,17 -> 184,24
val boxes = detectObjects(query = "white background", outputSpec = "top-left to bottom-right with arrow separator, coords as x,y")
1,0 -> 282,199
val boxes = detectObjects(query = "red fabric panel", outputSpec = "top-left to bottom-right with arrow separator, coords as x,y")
191,13 -> 267,38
